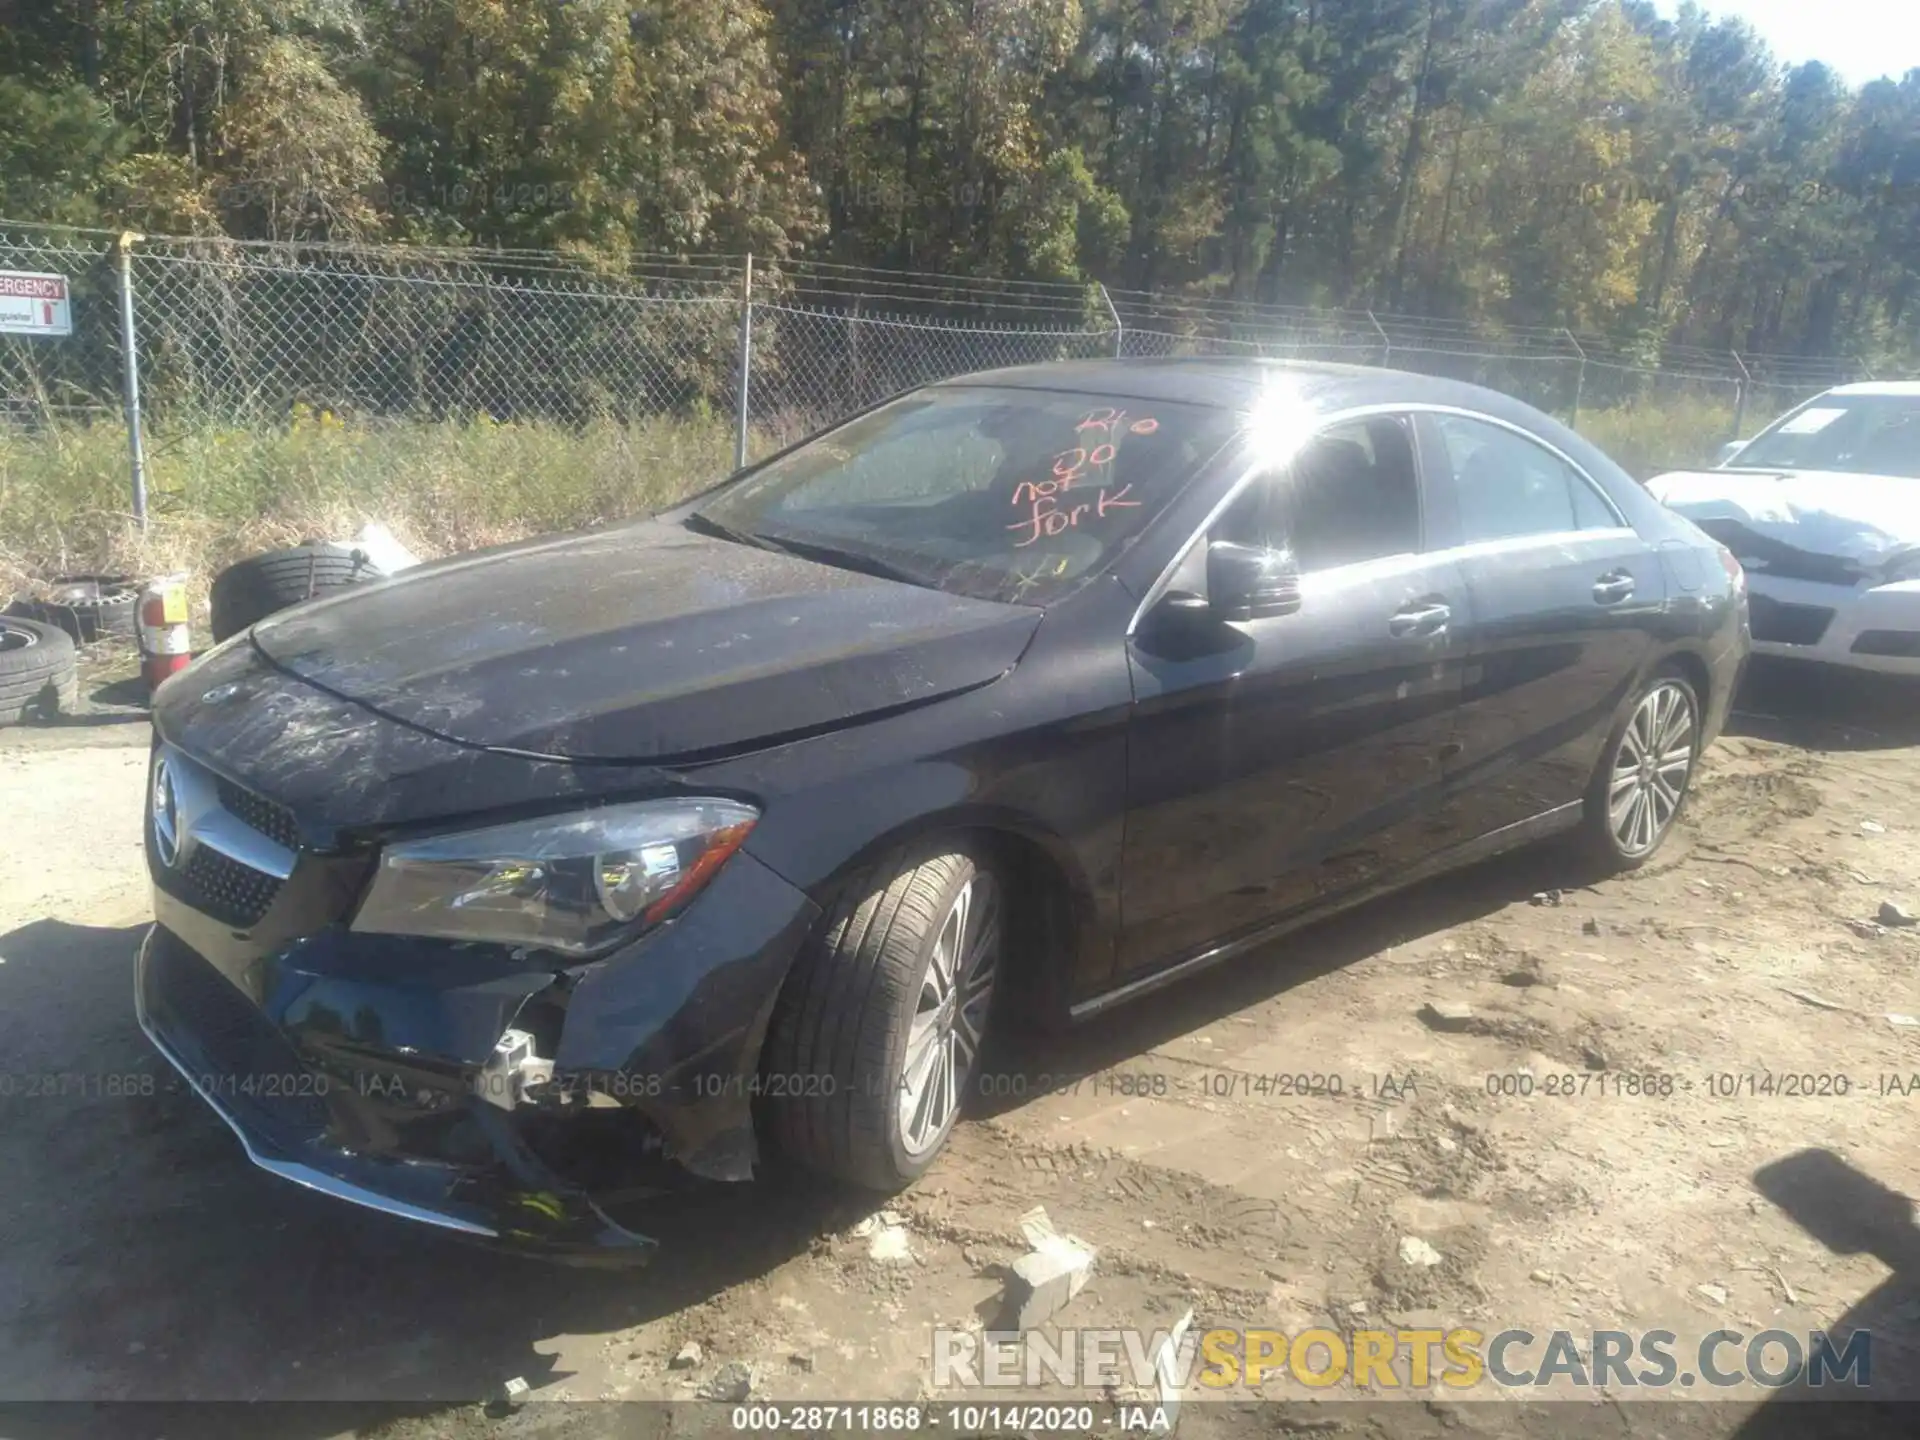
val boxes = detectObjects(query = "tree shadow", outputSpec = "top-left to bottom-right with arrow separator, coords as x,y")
1728,1148 -> 1920,1437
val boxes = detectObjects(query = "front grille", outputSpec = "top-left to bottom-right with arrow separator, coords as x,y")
181,845 -> 283,927
1748,594 -> 1835,646
1853,630 -> 1920,658
145,933 -> 330,1141
215,777 -> 300,851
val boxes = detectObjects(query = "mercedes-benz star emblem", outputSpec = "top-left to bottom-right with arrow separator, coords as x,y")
151,758 -> 181,868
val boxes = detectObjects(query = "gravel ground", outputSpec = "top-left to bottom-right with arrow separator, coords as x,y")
2,658 -> 1918,1439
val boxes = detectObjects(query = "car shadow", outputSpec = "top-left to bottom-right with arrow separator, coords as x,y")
1727,657 -> 1920,752
85,672 -> 152,712
976,835 -> 1608,1118
0,917 -> 851,1431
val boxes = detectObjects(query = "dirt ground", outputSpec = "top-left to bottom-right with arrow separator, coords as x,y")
2,657 -> 1919,1439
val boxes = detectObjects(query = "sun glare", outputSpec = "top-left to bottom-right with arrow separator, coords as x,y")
1240,382 -> 1319,469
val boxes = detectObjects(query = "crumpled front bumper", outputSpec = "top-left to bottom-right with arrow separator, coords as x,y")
135,926 -> 655,1261
136,839 -> 821,1262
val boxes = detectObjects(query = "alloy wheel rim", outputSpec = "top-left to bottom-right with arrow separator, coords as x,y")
898,874 -> 1000,1157
1609,682 -> 1697,858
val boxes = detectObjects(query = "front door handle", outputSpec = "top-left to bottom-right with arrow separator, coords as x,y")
1389,601 -> 1452,637
1593,571 -> 1636,605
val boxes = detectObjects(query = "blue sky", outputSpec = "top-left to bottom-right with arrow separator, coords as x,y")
1665,1 -> 1920,86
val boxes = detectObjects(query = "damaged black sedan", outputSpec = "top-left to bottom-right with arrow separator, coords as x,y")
138,359 -> 1748,1258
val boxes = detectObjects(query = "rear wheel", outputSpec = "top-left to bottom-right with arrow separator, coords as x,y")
1580,670 -> 1700,869
761,846 -> 1003,1191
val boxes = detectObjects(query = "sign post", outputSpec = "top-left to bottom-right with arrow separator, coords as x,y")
0,269 -> 73,337
734,253 -> 754,472
116,233 -> 149,532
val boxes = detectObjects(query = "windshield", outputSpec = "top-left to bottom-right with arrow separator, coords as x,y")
692,386 -> 1239,605
1731,394 -> 1920,477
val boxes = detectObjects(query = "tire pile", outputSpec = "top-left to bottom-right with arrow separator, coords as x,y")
209,543 -> 386,642
0,617 -> 81,726
1,574 -> 136,726
11,574 -> 140,645
2,540 -> 395,729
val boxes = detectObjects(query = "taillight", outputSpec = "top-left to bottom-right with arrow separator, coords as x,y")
1717,545 -> 1746,592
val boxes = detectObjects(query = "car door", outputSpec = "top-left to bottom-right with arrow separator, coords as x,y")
1118,413 -> 1477,978
1415,411 -> 1667,843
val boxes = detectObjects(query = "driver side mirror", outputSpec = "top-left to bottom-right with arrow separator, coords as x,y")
1206,540 -> 1302,622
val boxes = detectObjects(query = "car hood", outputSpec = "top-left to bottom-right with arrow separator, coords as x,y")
250,520 -> 1041,762
1646,468 -> 1920,572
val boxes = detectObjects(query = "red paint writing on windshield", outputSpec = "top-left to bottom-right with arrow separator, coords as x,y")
1007,485 -> 1140,546
1006,417 -> 1155,547
1075,408 -> 1159,437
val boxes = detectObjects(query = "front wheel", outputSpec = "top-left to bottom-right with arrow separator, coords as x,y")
1581,670 -> 1701,869
761,847 -> 1003,1191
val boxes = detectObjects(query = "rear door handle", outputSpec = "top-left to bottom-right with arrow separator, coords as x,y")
1389,601 -> 1452,637
1593,571 -> 1636,605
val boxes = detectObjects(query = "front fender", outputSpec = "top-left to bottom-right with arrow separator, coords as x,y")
553,849 -> 821,1180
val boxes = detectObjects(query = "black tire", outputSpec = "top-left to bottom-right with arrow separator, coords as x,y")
10,574 -> 139,644
761,845 -> 1004,1191
0,618 -> 80,725
1579,667 -> 1703,870
209,544 -> 382,642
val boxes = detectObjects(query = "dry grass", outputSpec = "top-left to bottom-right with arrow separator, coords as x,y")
1576,394 -> 1739,479
2,394 -> 1738,607
0,410 -> 742,606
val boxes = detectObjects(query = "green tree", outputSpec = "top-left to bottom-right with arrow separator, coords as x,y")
0,75 -> 132,225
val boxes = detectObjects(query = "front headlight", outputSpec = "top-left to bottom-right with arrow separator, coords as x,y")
352,797 -> 758,954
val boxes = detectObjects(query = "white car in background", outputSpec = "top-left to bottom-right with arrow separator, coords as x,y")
1647,382 -> 1920,675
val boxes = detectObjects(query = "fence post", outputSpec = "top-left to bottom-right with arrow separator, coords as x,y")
1855,355 -> 1876,382
1367,310 -> 1390,368
847,291 -> 863,414
1099,282 -> 1124,358
734,253 -> 754,471
1561,328 -> 1587,429
114,231 -> 150,532
1728,350 -> 1752,442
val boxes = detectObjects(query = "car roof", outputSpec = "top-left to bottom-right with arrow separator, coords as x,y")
1823,381 -> 1920,397
929,356 -> 1549,418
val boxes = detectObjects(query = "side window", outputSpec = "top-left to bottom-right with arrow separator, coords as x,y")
1432,415 -> 1618,542
1569,473 -> 1621,530
1217,416 -> 1424,572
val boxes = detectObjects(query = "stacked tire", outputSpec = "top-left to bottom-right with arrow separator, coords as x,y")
7,575 -> 139,645
0,618 -> 79,726
209,543 -> 384,642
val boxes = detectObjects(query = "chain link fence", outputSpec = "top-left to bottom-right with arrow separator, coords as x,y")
1102,290 -> 1867,443
0,223 -> 1884,517
0,231 -> 122,425
746,302 -> 1118,448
